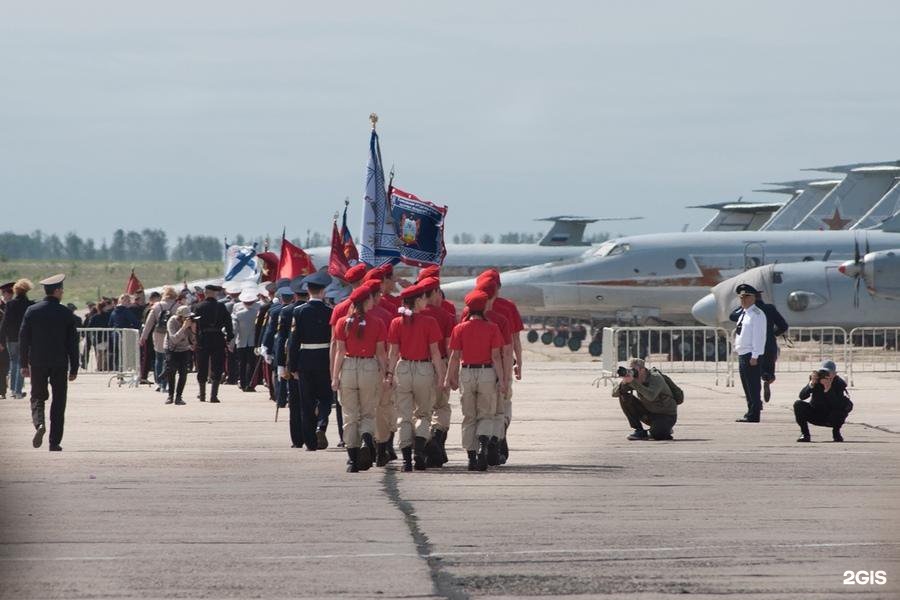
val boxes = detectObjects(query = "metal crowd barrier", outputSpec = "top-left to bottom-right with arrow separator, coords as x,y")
77,327 -> 141,387
847,327 -> 900,387
601,326 -> 734,386
775,327 -> 849,375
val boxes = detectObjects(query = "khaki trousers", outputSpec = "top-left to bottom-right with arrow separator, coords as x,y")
431,358 -> 451,431
460,367 -> 498,451
395,360 -> 436,448
493,376 -> 513,439
375,387 -> 396,443
339,357 -> 381,448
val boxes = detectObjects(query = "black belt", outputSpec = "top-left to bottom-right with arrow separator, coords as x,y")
462,363 -> 493,369
345,355 -> 376,359
401,358 -> 430,363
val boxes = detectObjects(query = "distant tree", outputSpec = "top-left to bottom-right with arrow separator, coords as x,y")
84,238 -> 97,260
46,234 -> 65,258
110,229 -> 126,261
64,232 -> 84,259
479,234 -> 494,244
141,229 -> 168,260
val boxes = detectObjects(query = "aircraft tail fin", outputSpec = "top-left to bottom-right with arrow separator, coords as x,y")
877,211 -> 900,233
801,160 -> 900,174
689,200 -> 782,232
535,216 -> 597,246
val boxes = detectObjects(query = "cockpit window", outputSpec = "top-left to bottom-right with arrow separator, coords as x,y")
594,242 -> 630,257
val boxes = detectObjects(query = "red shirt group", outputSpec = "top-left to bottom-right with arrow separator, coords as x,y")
449,318 -> 504,365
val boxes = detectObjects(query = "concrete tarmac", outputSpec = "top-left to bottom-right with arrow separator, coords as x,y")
1,345 -> 898,599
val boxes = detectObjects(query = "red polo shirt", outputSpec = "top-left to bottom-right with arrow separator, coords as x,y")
449,319 -> 503,365
335,315 -> 387,358
329,298 -> 352,329
387,314 -> 442,361
423,305 -> 454,358
492,297 -> 524,333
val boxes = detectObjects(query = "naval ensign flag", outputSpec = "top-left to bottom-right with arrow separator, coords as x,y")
359,128 -> 399,267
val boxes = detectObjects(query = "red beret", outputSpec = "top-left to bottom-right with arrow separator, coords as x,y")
418,277 -> 440,293
349,286 -> 371,305
378,263 -> 394,278
364,279 -> 382,294
475,278 -> 498,298
399,283 -> 423,300
343,264 -> 367,284
362,268 -> 383,283
464,290 -> 489,312
417,265 -> 441,282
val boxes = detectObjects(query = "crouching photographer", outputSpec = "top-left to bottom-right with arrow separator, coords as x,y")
793,360 -> 852,443
612,358 -> 678,441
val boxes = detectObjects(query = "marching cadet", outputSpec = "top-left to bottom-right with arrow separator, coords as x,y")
331,285 -> 387,472
193,283 -> 234,403
418,276 -> 454,467
288,270 -> 334,452
18,274 -> 79,451
417,265 -> 457,320
732,283 -> 768,423
445,290 -> 505,471
277,278 -> 307,448
260,278 -> 291,408
362,276 -> 399,465
386,282 -> 445,472
375,264 -> 401,313
476,270 -> 522,463
253,282 -> 276,399
472,277 -> 512,465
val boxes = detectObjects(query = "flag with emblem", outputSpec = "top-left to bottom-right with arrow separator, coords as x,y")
224,242 -> 260,284
389,187 -> 448,267
360,128 -> 400,266
277,236 -> 316,280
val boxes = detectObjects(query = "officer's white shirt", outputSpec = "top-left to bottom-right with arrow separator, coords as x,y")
733,304 -> 767,358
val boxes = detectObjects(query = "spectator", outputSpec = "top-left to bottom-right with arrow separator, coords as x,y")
0,279 -> 35,398
141,287 -> 179,393
162,305 -> 196,405
231,288 -> 261,391
612,358 -> 678,441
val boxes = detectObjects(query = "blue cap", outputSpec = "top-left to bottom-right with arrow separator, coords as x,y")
819,360 -> 836,373
302,269 -> 333,288
290,277 -> 307,294
276,286 -> 293,298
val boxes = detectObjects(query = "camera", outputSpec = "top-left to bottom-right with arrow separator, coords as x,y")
189,314 -> 202,321
617,366 -> 639,378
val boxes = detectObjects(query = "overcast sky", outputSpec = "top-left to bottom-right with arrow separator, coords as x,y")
2,1 -> 899,244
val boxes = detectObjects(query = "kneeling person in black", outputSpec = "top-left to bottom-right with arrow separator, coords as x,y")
794,360 -> 852,442
613,358 -> 678,441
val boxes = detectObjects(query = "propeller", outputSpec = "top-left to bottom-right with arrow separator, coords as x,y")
838,236 -> 864,307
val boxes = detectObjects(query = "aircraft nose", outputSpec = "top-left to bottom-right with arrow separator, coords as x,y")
691,293 -> 719,326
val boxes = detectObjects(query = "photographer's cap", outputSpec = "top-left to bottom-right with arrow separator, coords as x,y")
176,306 -> 191,318
628,357 -> 646,369
819,359 -> 836,373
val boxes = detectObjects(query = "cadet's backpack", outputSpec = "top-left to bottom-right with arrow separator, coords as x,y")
652,368 -> 684,405
155,303 -> 174,334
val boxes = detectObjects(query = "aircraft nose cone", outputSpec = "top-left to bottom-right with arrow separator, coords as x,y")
691,293 -> 719,326
838,260 -> 860,277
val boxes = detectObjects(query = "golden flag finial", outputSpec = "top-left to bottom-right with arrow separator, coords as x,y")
369,113 -> 378,129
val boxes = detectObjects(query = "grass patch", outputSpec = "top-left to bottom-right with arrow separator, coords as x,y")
0,260 -> 222,307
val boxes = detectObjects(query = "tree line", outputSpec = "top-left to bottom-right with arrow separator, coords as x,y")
0,229 -> 610,262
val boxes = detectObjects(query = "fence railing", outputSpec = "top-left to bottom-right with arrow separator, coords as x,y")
77,328 -> 141,387
601,326 -> 900,388
601,326 -> 734,386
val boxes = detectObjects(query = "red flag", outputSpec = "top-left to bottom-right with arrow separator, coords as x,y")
125,269 -> 143,294
328,221 -> 351,278
277,238 -> 316,280
257,251 -> 279,282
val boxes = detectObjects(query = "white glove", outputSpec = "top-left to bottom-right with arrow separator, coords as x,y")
277,366 -> 286,379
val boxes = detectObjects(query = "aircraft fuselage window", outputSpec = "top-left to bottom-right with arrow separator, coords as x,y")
675,258 -> 686,269
607,243 -> 630,257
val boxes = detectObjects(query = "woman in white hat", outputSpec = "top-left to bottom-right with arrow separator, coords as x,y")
232,288 -> 260,391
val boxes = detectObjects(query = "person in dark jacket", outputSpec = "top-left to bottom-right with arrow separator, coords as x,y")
0,279 -> 35,398
0,281 -> 12,398
108,295 -> 140,329
794,360 -> 852,442
19,274 -> 79,451
193,284 -> 234,402
730,290 -> 789,403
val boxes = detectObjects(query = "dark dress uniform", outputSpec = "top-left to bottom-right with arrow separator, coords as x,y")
288,298 -> 333,451
193,295 -> 234,402
277,297 -> 304,447
262,299 -> 286,408
19,288 -> 79,450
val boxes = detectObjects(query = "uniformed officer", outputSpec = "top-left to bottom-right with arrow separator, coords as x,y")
193,283 -> 234,403
277,278 -> 306,448
259,279 -> 291,408
288,270 -> 334,452
19,274 -> 79,451
733,284 -> 768,422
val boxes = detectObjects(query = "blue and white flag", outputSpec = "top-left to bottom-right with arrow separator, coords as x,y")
224,243 -> 260,284
359,130 -> 400,266
390,187 -> 448,267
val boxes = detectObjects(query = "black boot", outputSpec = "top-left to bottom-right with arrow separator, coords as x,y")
198,382 -> 206,402
424,431 -> 442,468
833,428 -> 844,442
467,450 -> 478,471
387,432 -> 398,461
346,447 -> 359,473
359,433 -> 375,471
209,381 -> 221,403
401,446 -> 413,472
487,436 -> 500,466
476,435 -> 489,471
499,437 -> 509,465
432,428 -> 449,466
376,442 -> 389,467
413,436 -> 428,471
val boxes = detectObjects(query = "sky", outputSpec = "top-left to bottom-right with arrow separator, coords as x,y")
2,1 -> 899,244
